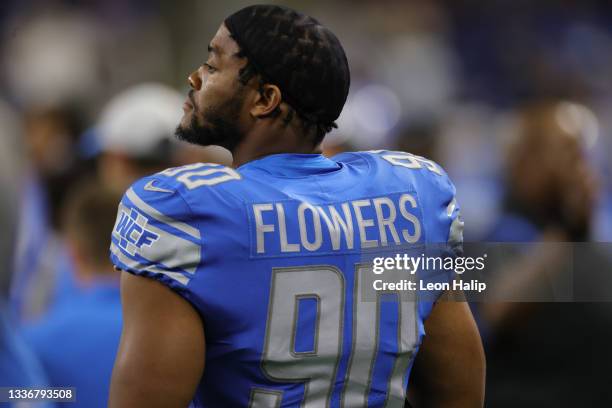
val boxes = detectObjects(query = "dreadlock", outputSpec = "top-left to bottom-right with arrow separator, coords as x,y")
226,5 -> 349,146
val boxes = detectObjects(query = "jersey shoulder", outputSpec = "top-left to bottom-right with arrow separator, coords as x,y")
110,165 -> 224,294
134,162 -> 251,215
341,150 -> 456,199
146,161 -> 243,201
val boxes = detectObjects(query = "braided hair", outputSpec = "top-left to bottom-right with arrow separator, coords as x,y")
225,5 -> 350,146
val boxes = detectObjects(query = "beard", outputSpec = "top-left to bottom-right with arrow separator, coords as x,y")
175,91 -> 245,152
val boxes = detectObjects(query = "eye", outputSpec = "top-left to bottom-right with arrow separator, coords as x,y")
203,63 -> 217,73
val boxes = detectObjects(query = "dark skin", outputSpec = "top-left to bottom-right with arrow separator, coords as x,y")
109,23 -> 485,408
178,23 -> 316,167
408,298 -> 486,407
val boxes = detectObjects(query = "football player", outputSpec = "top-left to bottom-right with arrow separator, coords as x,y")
109,5 -> 484,407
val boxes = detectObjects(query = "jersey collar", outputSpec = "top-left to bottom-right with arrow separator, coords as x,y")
238,153 -> 342,178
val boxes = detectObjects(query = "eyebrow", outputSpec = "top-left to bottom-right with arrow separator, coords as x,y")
207,44 -> 222,56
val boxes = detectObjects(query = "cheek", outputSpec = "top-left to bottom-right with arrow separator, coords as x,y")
199,76 -> 237,110
193,80 -> 219,112
208,69 -> 240,96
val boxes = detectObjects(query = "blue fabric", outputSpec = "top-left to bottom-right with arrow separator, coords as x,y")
110,151 -> 461,407
20,281 -> 122,408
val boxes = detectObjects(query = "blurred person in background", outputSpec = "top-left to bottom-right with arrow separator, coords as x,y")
488,101 -> 597,243
0,99 -> 54,406
11,106 -> 90,322
20,181 -> 122,408
479,100 -> 612,407
22,108 -> 88,231
93,83 -> 190,195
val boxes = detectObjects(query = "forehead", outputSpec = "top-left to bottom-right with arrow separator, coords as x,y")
209,23 -> 241,57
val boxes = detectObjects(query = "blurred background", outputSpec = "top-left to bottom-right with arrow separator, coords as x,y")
1,0 -> 611,407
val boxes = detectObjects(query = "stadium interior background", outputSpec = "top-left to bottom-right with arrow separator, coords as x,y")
1,0 -> 612,406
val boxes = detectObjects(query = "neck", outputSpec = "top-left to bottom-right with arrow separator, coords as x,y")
230,126 -> 317,168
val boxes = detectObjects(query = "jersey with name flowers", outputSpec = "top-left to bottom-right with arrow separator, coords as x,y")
110,151 -> 462,408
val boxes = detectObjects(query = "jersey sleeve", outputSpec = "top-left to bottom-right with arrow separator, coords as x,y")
436,170 -> 464,257
109,175 -> 202,297
413,152 -> 463,256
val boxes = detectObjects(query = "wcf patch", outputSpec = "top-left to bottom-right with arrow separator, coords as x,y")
114,207 -> 159,256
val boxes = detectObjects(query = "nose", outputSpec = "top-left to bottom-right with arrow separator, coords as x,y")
188,70 -> 201,90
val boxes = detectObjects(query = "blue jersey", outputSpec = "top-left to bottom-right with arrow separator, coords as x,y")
110,151 -> 462,408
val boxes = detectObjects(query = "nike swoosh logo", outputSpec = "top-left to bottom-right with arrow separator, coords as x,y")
143,180 -> 174,194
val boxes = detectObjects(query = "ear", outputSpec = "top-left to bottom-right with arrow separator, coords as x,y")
250,83 -> 282,118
